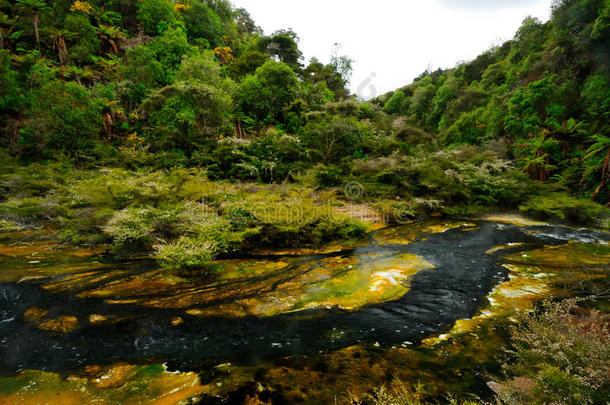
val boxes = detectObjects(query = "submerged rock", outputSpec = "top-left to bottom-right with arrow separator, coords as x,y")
24,307 -> 79,333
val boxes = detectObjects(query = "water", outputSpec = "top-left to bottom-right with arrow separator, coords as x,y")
0,221 -> 607,377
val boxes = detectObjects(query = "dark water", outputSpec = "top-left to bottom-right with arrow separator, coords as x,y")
0,222 -> 607,376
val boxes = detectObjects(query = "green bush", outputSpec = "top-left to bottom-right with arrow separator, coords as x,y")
519,193 -> 609,226
21,75 -> 104,156
497,299 -> 610,405
155,237 -> 217,269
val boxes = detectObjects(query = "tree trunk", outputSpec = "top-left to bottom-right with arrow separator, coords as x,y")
33,13 -> 40,49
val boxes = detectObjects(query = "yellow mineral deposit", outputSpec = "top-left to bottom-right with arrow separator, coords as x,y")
24,307 -> 80,333
89,314 -> 108,325
485,243 -> 526,255
0,364 -> 205,405
373,220 -> 477,246
505,242 -> 610,267
480,213 -> 548,227
183,253 -> 434,317
423,242 -> 609,346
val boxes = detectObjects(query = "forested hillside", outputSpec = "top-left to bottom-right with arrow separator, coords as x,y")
376,0 -> 610,203
0,0 -> 609,269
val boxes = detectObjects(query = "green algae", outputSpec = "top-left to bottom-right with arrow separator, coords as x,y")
424,242 -> 609,347
505,242 -> 610,267
372,220 -> 477,246
0,364 -> 205,405
0,226 -> 440,318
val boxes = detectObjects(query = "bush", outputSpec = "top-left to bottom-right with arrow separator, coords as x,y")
497,299 -> 610,405
21,76 -> 104,156
155,237 -> 217,269
519,193 -> 609,226
102,207 -> 166,252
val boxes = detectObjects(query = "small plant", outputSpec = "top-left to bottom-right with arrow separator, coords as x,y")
155,237 -> 217,269
0,219 -> 24,232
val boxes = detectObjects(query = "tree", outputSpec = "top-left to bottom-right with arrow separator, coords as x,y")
300,116 -> 364,162
0,12 -> 18,50
181,0 -> 222,45
231,49 -> 268,76
303,57 -> 349,99
0,50 -> 26,146
330,43 -> 353,87
177,52 -> 235,92
583,134 -> 610,201
384,91 -> 407,114
236,60 -> 299,125
126,27 -> 196,88
136,0 -> 176,36
20,71 -> 103,155
141,82 -> 233,152
63,13 -> 99,63
15,0 -> 49,50
234,8 -> 260,35
259,29 -> 303,70
44,27 -> 73,64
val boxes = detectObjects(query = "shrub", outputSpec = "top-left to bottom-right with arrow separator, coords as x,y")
21,77 -> 104,156
0,219 -> 24,232
0,197 -> 64,220
155,237 -> 217,269
497,299 -> 610,405
102,207 -> 163,252
519,193 -> 609,226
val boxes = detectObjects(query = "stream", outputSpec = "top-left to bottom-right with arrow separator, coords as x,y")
0,219 -> 608,402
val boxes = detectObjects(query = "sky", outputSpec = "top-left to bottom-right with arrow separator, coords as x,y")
229,0 -> 553,99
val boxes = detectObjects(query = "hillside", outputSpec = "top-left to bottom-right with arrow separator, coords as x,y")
375,0 -> 610,203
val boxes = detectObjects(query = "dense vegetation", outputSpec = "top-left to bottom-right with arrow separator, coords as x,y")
376,0 -> 610,204
0,0 -> 609,266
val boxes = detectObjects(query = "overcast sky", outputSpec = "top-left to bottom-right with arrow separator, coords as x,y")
230,0 -> 553,98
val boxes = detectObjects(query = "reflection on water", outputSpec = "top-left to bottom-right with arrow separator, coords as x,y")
0,219 -> 608,402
